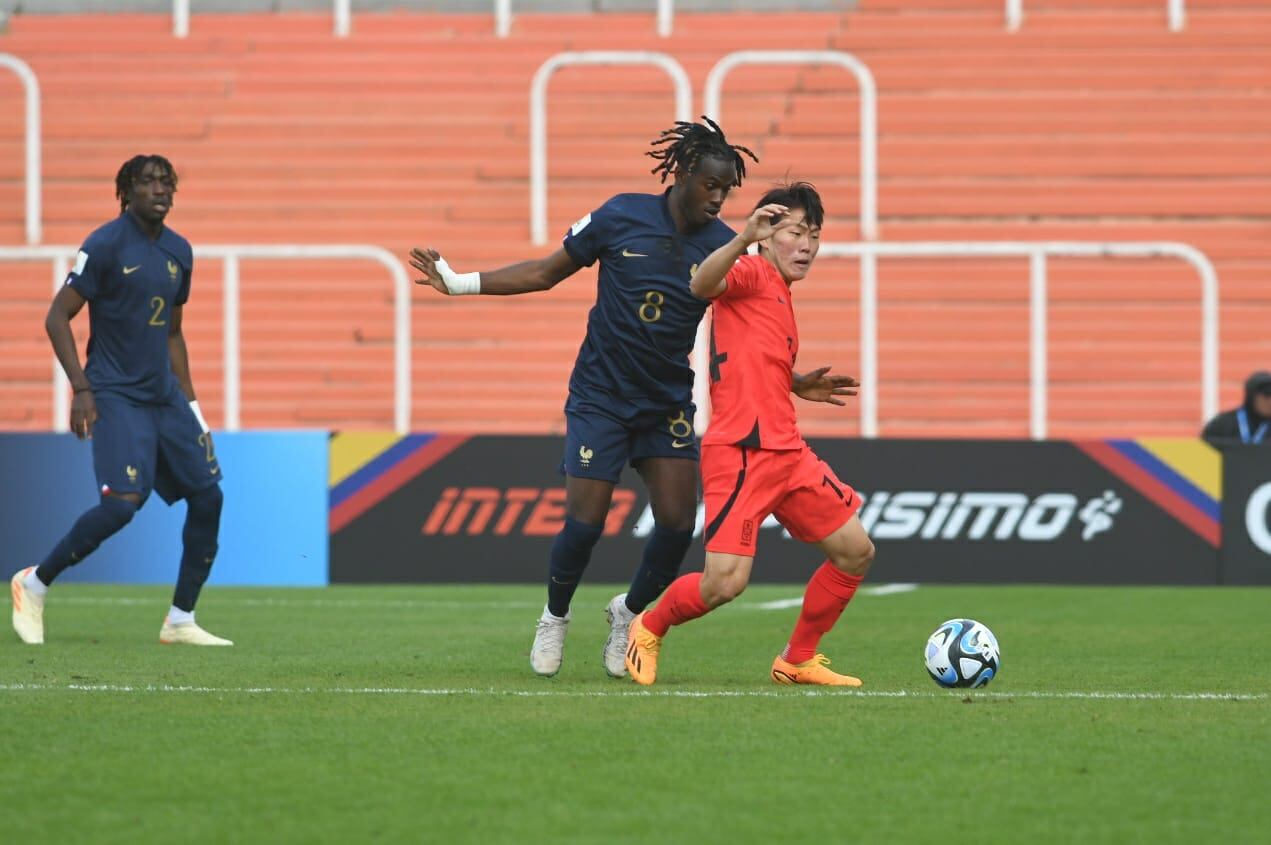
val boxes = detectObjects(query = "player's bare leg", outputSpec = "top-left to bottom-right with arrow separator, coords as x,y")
773,515 -> 874,687
698,551 -> 755,609
627,551 -> 754,685
533,476 -> 614,677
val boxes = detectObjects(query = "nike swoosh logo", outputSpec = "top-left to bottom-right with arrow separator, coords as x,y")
122,265 -> 141,275
671,440 -> 693,449
621,249 -> 648,258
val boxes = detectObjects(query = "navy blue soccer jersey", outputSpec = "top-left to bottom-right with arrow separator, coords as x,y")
561,190 -> 735,415
66,213 -> 193,405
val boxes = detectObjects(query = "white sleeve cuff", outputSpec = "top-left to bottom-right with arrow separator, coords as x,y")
189,400 -> 211,434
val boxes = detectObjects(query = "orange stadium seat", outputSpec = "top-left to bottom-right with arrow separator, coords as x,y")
0,2 -> 1267,437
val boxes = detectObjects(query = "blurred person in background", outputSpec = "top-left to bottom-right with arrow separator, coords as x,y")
1202,370 -> 1271,448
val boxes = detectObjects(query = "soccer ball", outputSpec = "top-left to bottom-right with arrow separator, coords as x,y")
924,619 -> 1000,689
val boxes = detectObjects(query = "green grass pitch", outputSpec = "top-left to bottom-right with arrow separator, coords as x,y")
2,583 -> 1267,844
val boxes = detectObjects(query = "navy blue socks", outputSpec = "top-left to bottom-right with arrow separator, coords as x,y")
546,516 -> 605,617
35,496 -> 138,585
172,485 -> 223,613
625,525 -> 694,613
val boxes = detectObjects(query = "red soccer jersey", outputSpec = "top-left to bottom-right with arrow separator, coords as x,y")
702,253 -> 802,450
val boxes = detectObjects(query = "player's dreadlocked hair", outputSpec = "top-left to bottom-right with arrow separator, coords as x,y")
647,116 -> 758,185
115,154 -> 178,213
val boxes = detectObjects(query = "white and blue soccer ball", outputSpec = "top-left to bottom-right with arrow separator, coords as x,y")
924,619 -> 1000,689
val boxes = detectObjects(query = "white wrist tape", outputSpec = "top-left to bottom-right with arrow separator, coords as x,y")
189,400 -> 211,434
433,256 -> 481,296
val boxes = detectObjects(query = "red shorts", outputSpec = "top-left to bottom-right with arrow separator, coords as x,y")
701,443 -> 861,556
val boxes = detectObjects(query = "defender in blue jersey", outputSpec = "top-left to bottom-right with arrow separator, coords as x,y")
10,156 -> 232,647
410,119 -> 855,678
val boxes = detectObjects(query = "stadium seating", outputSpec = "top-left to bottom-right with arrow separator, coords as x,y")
0,1 -> 1267,436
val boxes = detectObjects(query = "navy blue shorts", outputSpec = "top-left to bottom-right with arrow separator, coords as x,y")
560,400 -> 699,483
91,392 -> 223,505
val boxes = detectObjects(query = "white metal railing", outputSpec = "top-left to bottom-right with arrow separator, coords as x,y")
207,245 -> 408,431
497,0 -> 673,38
697,50 -> 879,431
530,51 -> 692,246
703,50 -> 878,242
174,0 -> 352,37
0,245 -> 411,434
496,0 -> 512,37
812,241 -> 1218,439
335,0 -> 351,37
0,54 -> 42,245
1007,0 -> 1185,32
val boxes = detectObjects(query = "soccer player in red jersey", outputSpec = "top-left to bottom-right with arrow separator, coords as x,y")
624,182 -> 876,687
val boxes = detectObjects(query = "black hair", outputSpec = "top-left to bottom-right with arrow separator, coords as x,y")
115,154 -> 177,213
647,116 -> 758,184
754,181 -> 825,230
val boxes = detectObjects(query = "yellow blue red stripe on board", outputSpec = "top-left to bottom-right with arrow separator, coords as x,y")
328,432 -> 469,533
1074,438 -> 1220,547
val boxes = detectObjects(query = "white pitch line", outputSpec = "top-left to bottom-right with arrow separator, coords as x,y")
753,598 -> 804,610
752,583 -> 918,610
53,597 -> 543,610
862,583 -> 921,597
0,683 -> 1261,702
51,585 -> 918,612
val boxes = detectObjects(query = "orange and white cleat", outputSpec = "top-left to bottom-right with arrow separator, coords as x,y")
624,612 -> 663,686
771,654 -> 861,687
159,620 -> 233,646
11,567 -> 45,645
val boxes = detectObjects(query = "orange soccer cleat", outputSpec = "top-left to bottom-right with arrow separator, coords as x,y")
771,653 -> 862,687
624,613 -> 663,686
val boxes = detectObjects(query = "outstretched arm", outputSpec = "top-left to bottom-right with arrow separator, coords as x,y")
689,235 -> 748,301
409,247 -> 581,296
792,367 -> 860,406
690,203 -> 794,300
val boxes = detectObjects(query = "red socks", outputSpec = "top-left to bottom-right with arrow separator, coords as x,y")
782,563 -> 863,664
645,564 -> 862,659
643,572 -> 710,637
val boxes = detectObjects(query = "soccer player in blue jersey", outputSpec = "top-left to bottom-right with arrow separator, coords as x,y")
10,155 -> 232,647
410,119 -> 854,678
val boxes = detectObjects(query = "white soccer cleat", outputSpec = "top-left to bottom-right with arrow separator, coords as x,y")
159,621 -> 233,646
530,605 -> 569,677
11,567 -> 44,645
603,592 -> 635,678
